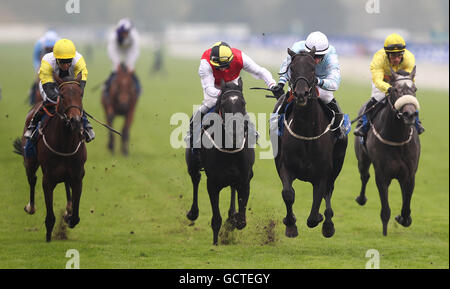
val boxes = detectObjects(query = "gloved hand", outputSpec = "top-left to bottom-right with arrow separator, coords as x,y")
271,83 -> 285,98
42,82 -> 59,102
317,77 -> 324,88
386,87 -> 392,96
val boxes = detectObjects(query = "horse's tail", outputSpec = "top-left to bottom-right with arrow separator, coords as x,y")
13,137 -> 24,156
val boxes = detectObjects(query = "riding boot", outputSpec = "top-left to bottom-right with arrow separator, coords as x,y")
82,114 -> 95,143
24,103 -> 47,140
354,97 -> 378,137
131,73 -> 141,97
186,109 -> 206,154
103,72 -> 116,98
325,99 -> 348,140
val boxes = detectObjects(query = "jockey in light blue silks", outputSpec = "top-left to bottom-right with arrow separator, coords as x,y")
271,31 -> 350,139
29,30 -> 60,104
33,30 -> 60,73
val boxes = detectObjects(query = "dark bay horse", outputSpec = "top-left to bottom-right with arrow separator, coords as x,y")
14,73 -> 87,242
273,47 -> 348,238
185,78 -> 255,245
354,67 -> 421,236
102,63 -> 138,156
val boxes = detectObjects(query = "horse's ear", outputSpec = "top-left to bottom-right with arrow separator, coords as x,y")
309,46 -> 316,57
75,72 -> 82,83
53,72 -> 63,85
410,65 -> 416,80
287,48 -> 296,57
238,77 -> 243,90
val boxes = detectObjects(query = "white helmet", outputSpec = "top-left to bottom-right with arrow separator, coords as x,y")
116,18 -> 133,32
305,31 -> 329,55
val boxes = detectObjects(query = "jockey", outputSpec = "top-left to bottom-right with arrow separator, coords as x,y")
24,39 -> 95,142
105,18 -> 141,96
272,31 -> 348,139
33,30 -> 60,73
187,41 -> 276,148
29,30 -> 60,104
353,33 -> 425,137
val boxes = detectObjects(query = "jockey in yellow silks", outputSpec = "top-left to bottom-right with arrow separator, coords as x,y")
353,33 -> 425,137
24,38 -> 95,142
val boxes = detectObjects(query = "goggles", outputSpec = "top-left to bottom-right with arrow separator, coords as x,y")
57,58 -> 73,65
384,44 -> 406,52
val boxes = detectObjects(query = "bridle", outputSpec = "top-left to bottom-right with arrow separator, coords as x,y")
386,77 -> 417,120
287,53 -> 317,101
204,88 -> 247,153
56,80 -> 84,122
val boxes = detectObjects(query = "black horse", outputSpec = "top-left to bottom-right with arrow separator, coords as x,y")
272,47 -> 348,238
355,67 -> 421,236
185,78 -> 255,245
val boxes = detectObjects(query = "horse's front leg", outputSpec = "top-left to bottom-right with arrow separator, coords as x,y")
207,179 -> 222,245
395,178 -> 415,228
375,171 -> 392,236
355,147 -> 371,206
24,158 -> 39,215
228,186 -> 236,221
67,177 -> 83,229
279,165 -> 297,238
42,177 -> 56,242
307,180 -> 325,229
107,113 -> 115,153
121,105 -> 136,156
63,182 -> 72,223
322,180 -> 335,238
232,183 -> 249,230
186,149 -> 201,221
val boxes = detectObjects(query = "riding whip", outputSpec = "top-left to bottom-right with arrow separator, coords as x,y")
83,110 -> 122,136
249,87 -> 277,98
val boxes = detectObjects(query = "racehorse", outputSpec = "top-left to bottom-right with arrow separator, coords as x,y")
101,63 -> 138,156
185,78 -> 255,245
13,73 -> 87,242
273,47 -> 348,239
354,67 -> 421,236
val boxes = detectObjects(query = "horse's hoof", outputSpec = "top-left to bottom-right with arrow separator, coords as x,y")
186,209 -> 199,221
24,203 -> 36,215
307,213 -> 323,228
231,213 -> 246,230
322,220 -> 335,238
355,195 -> 367,206
68,216 -> 80,229
395,215 -> 412,227
285,225 -> 298,238
63,211 -> 71,224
